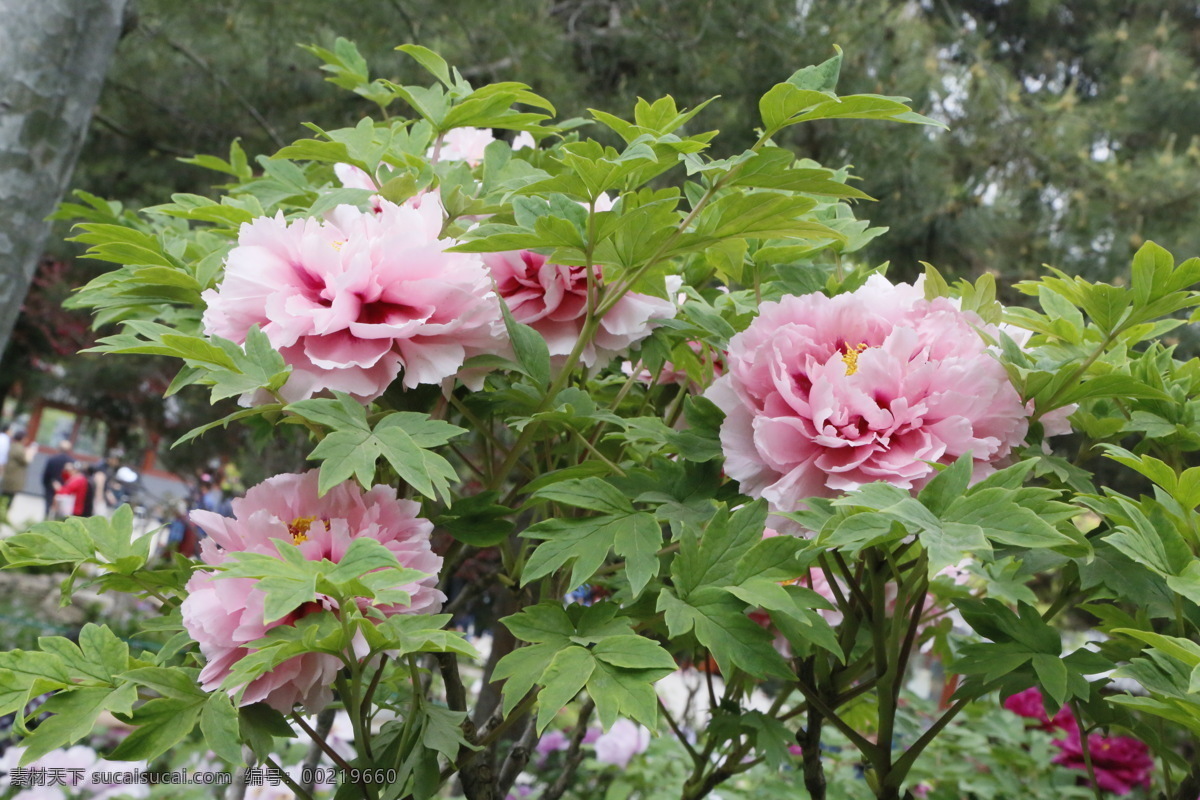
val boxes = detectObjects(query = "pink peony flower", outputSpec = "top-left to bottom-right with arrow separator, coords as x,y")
593,719 -> 650,768
1052,731 -> 1154,795
705,275 -> 1031,511
181,471 -> 444,712
482,250 -> 676,366
202,197 -> 502,402
431,127 -> 496,166
1004,687 -> 1077,734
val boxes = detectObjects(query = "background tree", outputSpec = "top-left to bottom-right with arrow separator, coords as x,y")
12,0 -> 1200,464
0,0 -> 128,359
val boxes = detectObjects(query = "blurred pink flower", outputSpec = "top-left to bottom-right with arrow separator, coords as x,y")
705,275 -> 1031,511
593,719 -> 650,768
1004,686 -> 1077,734
537,729 -> 570,756
625,341 -> 725,392
482,250 -> 675,367
1052,731 -> 1153,795
181,471 -> 444,712
202,198 -> 502,401
333,163 -> 383,214
432,127 -> 496,166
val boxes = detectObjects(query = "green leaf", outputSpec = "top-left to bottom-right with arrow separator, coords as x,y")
498,298 -> 551,388
289,396 -> 466,500
1115,628 -> 1200,668
201,692 -> 246,765
502,603 -> 575,647
397,44 -> 453,87
535,477 -> 633,515
435,491 -> 514,547
591,636 -> 677,671
586,660 -> 665,731
1032,654 -> 1070,707
658,587 -> 791,679
521,512 -> 658,590
21,686 -> 137,762
613,513 -> 662,598
492,643 -> 558,717
741,711 -> 794,769
536,646 -> 595,732
122,666 -> 205,700
672,502 -> 767,595
372,413 -> 464,502
787,48 -> 843,92
917,454 -> 973,516
40,623 -> 130,684
108,695 -> 204,762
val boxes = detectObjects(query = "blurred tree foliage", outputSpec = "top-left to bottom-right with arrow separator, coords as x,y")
13,0 -> 1200,469
73,0 -> 1200,282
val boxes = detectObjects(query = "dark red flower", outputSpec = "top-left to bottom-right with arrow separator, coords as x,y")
1003,687 -> 1077,734
1051,731 -> 1154,795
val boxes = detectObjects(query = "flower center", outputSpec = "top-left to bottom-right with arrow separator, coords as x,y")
288,516 -> 318,544
841,343 -> 869,375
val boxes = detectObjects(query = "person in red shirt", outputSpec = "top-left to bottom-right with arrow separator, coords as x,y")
55,462 -> 89,518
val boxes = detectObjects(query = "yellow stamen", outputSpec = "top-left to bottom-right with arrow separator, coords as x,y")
841,343 -> 869,376
288,516 -> 317,544
331,240 -> 345,251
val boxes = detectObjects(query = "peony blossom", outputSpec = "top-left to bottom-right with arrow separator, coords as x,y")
431,127 -> 496,166
1052,731 -> 1154,795
535,729 -> 572,766
1004,686 -> 1077,734
482,250 -> 676,367
705,275 -> 1031,511
592,719 -> 650,768
202,197 -> 502,402
181,471 -> 444,712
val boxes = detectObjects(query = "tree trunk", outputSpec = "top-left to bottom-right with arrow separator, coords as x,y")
0,0 -> 127,360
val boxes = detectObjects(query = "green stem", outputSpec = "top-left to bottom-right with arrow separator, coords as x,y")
361,654 -> 388,724
334,674 -> 378,800
658,696 -> 701,766
1031,332 -> 1116,423
566,425 -> 626,475
291,713 -> 356,776
793,670 -> 883,765
888,695 -> 973,782
868,549 -> 898,785
264,755 -> 314,800
1071,708 -> 1106,800
477,691 -> 539,748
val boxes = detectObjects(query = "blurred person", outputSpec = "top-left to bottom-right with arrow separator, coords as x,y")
81,464 -> 102,517
94,449 -> 126,515
0,422 -> 10,482
91,461 -> 109,516
0,427 -> 35,507
41,439 -> 73,518
199,476 -> 225,515
54,461 -> 88,518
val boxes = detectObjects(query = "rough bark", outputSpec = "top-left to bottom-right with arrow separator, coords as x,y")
0,0 -> 127,359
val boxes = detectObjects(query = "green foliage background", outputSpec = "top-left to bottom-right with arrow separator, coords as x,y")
78,0 -> 1200,282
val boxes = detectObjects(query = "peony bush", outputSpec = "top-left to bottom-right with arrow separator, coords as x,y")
5,39 -> 1200,800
